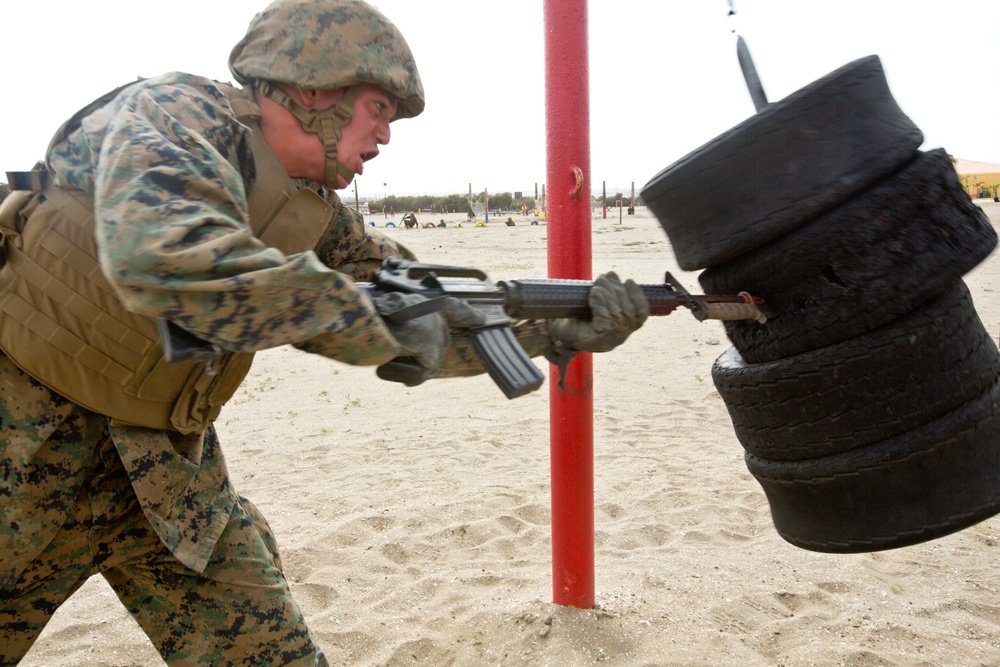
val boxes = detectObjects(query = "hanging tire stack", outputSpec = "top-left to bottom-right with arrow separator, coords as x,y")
641,55 -> 1000,553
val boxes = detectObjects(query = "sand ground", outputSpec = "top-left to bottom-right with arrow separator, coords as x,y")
17,203 -> 1000,667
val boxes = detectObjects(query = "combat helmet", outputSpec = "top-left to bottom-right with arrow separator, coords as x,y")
229,0 -> 425,188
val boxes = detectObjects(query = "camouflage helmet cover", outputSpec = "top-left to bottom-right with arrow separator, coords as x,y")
229,0 -> 425,120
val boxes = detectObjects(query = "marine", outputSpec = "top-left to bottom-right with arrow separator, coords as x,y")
0,1 -> 649,663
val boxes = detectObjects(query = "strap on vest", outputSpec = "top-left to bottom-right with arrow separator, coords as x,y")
227,95 -> 263,122
0,169 -> 48,268
6,170 -> 47,192
215,82 -> 335,254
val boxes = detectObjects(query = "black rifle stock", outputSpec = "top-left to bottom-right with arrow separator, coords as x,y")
156,257 -> 765,398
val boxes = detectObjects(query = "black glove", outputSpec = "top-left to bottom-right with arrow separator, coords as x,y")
378,292 -> 486,386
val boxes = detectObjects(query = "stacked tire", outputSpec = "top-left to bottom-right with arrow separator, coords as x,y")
642,56 -> 1000,553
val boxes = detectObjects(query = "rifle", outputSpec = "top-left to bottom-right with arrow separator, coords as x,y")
366,258 -> 765,398
157,257 -> 766,399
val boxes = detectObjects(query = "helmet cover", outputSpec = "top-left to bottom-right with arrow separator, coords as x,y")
229,0 -> 424,120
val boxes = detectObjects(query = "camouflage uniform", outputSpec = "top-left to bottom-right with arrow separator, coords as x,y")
0,354 -> 323,665
0,68 -> 417,665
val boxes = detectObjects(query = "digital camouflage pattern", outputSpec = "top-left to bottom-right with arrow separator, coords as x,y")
48,72 -> 404,365
6,68 -> 422,574
229,0 -> 424,188
229,0 -> 425,120
0,353 -> 93,590
0,352 -> 326,665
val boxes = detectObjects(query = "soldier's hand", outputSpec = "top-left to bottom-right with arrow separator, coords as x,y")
377,293 -> 486,386
547,272 -> 650,354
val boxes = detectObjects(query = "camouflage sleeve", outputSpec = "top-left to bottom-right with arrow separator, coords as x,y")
312,197 -> 416,281
305,202 -> 556,377
291,196 -> 415,357
89,75 -> 399,366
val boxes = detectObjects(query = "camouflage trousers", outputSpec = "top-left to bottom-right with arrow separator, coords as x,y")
0,358 -> 329,666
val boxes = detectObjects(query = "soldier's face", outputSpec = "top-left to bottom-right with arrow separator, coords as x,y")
334,85 -> 397,188
257,84 -> 396,188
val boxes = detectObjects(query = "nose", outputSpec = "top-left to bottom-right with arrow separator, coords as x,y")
375,119 -> 391,145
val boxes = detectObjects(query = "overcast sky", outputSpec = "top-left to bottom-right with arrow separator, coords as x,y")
3,1 -> 998,199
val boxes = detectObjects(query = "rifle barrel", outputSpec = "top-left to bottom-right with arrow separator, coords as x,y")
500,279 -> 758,320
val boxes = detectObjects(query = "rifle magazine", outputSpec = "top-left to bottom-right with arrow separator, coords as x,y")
471,326 -> 545,399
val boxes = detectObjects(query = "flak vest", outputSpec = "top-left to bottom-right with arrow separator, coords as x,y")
0,82 -> 334,434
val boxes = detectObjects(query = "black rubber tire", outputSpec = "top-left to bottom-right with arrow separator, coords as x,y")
699,148 -> 997,363
745,377 -> 1000,553
641,55 -> 923,270
712,281 -> 1000,461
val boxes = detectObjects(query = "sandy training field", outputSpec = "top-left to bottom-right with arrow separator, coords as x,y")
19,204 -> 1000,666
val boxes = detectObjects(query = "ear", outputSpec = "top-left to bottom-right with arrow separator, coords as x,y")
296,87 -> 320,108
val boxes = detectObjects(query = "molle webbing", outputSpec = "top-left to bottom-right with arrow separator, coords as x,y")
0,176 -> 249,434
0,82 -> 335,433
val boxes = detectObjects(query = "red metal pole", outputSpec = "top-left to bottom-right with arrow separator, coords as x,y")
544,0 -> 594,608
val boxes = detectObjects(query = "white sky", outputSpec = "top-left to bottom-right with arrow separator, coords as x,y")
2,1 -> 998,199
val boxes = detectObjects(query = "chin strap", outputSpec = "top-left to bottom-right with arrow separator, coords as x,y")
256,80 -> 362,188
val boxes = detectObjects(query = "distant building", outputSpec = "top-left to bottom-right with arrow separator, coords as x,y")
952,157 -> 1000,198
